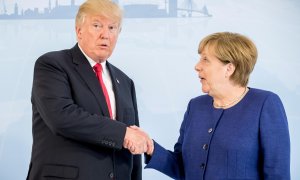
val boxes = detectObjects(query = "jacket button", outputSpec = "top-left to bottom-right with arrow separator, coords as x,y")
202,144 -> 208,150
208,128 -> 213,133
200,163 -> 205,169
109,172 -> 114,179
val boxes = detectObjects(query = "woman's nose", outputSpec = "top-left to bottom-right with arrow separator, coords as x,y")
195,61 -> 202,72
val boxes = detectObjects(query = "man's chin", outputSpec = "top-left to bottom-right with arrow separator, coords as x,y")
96,54 -> 111,62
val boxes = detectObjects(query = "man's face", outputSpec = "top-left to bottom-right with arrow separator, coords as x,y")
76,15 -> 120,62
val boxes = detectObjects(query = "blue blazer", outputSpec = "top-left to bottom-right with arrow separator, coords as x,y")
145,88 -> 290,180
27,44 -> 141,180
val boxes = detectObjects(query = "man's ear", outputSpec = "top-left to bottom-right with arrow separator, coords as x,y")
76,26 -> 82,40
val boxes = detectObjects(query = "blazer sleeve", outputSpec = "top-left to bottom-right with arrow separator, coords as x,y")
130,80 -> 142,180
32,54 -> 127,149
259,93 -> 290,179
144,102 -> 191,179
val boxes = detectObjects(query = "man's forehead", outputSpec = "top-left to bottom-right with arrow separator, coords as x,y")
88,15 -> 117,24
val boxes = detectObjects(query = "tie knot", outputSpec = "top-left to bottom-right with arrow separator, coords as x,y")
93,63 -> 103,73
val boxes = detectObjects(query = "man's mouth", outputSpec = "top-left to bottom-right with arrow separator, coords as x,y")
98,43 -> 108,48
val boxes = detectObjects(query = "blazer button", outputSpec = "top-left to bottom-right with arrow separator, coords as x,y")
208,128 -> 213,133
109,172 -> 114,179
200,163 -> 205,169
202,144 -> 208,150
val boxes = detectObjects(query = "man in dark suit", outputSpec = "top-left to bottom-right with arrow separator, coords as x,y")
26,0 -> 151,179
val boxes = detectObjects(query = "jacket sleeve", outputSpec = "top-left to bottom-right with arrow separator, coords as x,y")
144,102 -> 191,179
32,54 -> 127,149
259,93 -> 290,179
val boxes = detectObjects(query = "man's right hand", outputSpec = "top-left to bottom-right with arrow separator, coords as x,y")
123,126 -> 154,155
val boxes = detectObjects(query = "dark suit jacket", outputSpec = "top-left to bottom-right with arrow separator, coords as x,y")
27,44 -> 141,180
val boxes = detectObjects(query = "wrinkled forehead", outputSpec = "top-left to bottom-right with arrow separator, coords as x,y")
87,14 -> 119,24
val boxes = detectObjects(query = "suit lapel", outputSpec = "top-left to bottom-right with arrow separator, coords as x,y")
107,62 -> 122,121
71,44 -> 111,117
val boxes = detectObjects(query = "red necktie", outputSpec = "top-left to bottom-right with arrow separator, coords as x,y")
93,63 -> 112,118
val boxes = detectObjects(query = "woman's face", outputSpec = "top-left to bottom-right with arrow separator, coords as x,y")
195,46 -> 229,96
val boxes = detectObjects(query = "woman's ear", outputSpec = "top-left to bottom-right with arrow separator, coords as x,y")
225,63 -> 236,78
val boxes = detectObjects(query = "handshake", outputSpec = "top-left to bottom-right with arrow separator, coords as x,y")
123,126 -> 154,155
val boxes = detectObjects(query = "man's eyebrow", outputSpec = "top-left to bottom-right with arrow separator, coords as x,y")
91,19 -> 101,23
91,19 -> 118,25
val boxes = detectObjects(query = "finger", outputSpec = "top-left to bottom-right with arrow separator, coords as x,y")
133,144 -> 144,154
130,125 -> 139,130
132,149 -> 142,155
146,139 -> 154,155
143,142 -> 148,153
130,145 -> 135,152
124,139 -> 133,149
127,141 -> 133,148
146,145 -> 154,155
123,139 -> 129,148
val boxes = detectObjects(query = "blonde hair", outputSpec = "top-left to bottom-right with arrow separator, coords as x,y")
198,32 -> 258,86
75,0 -> 123,27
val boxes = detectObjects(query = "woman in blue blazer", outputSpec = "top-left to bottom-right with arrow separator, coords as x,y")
143,32 -> 290,179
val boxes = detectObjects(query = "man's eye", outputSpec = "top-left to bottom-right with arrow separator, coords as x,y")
93,24 -> 102,29
109,26 -> 118,31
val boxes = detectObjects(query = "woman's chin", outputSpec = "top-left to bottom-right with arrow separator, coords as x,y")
201,88 -> 209,94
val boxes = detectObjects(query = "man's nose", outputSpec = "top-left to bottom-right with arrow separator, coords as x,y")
100,27 -> 110,39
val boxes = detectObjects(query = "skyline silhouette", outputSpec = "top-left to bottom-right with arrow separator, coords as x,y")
0,0 -> 211,19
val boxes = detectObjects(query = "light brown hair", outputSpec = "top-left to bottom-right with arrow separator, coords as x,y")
75,0 -> 123,28
198,32 -> 258,86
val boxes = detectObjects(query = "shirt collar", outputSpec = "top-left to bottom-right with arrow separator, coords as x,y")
78,44 -> 107,70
